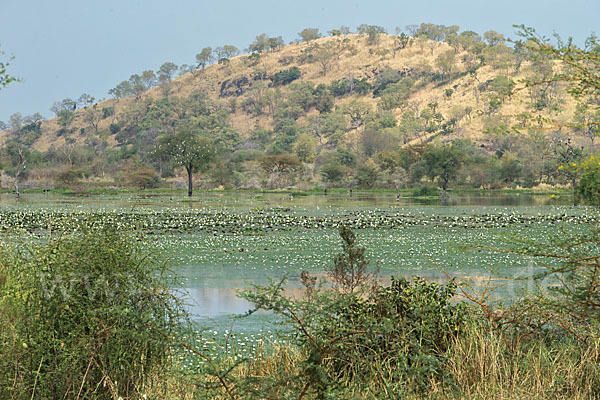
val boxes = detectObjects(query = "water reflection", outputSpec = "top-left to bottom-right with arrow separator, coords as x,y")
184,287 -> 256,318
182,273 -> 529,322
0,190 -> 570,210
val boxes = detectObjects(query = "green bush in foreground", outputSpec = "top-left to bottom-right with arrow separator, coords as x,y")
231,225 -> 467,398
0,227 -> 186,400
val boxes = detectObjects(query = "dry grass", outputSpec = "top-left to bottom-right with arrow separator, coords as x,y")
447,325 -> 600,399
0,33 -> 586,153
149,323 -> 600,399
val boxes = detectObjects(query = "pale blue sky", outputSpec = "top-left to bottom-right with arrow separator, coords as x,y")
0,0 -> 598,122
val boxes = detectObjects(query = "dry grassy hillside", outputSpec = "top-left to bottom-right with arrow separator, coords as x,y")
0,33 -> 586,152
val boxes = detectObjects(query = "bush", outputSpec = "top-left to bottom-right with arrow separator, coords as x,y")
576,160 -> 600,206
109,122 -> 121,134
0,226 -> 186,399
413,185 -> 439,197
329,78 -> 371,97
271,66 -> 301,86
237,226 -> 467,397
55,167 -> 88,187
357,164 -> 378,188
320,162 -> 345,186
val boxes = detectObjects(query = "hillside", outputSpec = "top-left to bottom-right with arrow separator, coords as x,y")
0,27 -> 597,192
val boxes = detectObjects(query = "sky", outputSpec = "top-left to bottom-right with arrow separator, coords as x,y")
0,0 -> 598,123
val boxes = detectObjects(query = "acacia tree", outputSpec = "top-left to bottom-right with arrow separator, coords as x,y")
195,47 -> 213,68
516,26 -> 599,200
214,45 -> 239,60
516,26 -> 599,114
298,28 -> 321,42
312,42 -> 336,76
155,123 -> 215,196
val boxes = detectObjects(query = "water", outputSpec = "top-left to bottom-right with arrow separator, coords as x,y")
0,190 -> 592,333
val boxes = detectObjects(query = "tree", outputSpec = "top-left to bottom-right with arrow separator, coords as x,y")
249,34 -> 267,52
51,98 -> 77,115
483,30 -> 505,46
515,26 -> 599,102
422,143 -> 466,190
393,33 -> 412,56
293,133 -> 316,162
2,140 -> 30,198
77,93 -> 95,108
158,62 -> 178,83
155,123 -> 215,196
126,74 -> 146,99
343,100 -> 371,128
574,101 -> 600,144
414,23 -> 458,42
575,156 -> 600,205
271,66 -> 301,86
140,70 -> 157,90
0,43 -> 18,89
83,104 -> 103,134
123,159 -> 161,189
109,80 -> 132,99
298,28 -> 321,42
258,153 -> 301,173
311,42 -> 336,76
258,153 -> 302,188
215,45 -> 239,60
434,50 -> 456,79
195,47 -> 213,69
489,76 -> 515,103
320,162 -> 345,186
357,161 -> 379,189
8,112 -> 22,132
157,62 -> 178,97
329,225 -> 375,293
57,109 -> 75,131
356,24 -> 386,45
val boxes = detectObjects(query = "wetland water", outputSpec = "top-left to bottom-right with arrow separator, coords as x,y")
1,190 -> 596,334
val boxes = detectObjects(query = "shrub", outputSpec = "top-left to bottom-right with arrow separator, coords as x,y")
320,162 -> 345,185
576,156 -> 600,206
237,226 -> 467,397
329,78 -> 371,97
271,66 -> 301,86
0,226 -> 186,399
413,185 -> 439,197
109,122 -> 121,134
55,167 -> 88,187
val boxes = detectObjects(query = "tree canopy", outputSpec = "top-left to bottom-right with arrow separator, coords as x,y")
155,123 -> 215,196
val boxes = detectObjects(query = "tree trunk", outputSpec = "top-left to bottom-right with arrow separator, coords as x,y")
186,166 -> 193,197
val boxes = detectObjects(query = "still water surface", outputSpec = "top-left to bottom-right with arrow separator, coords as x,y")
1,190 -> 588,331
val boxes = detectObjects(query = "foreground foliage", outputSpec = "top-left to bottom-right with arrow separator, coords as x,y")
188,225 -> 600,399
457,223 -> 600,351
1,213 -> 599,399
0,227 -> 186,399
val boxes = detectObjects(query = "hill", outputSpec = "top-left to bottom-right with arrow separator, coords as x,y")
0,25 -> 598,192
